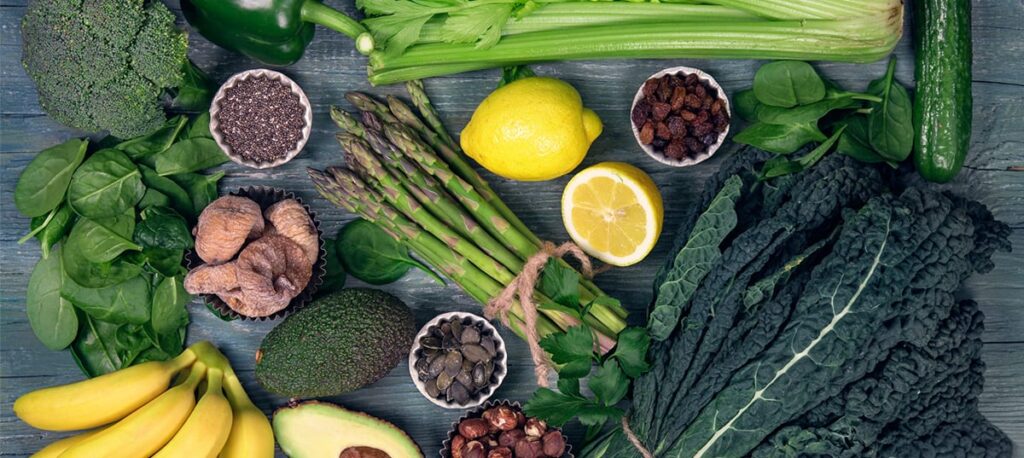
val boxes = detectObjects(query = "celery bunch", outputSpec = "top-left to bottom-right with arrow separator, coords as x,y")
355,0 -> 904,85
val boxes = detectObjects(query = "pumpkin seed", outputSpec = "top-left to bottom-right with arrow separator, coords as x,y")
421,336 -> 442,350
461,326 -> 480,344
472,362 -> 487,387
456,366 -> 474,388
480,336 -> 497,357
462,344 -> 490,363
440,322 -> 451,335
424,378 -> 440,398
442,334 -> 459,351
447,381 -> 470,404
444,351 -> 463,376
436,370 -> 454,391
450,319 -> 463,342
428,353 -> 447,377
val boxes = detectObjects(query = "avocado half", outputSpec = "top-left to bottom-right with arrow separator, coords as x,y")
273,401 -> 422,458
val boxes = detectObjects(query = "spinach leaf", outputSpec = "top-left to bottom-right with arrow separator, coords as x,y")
837,116 -> 891,164
186,112 -> 213,139
15,138 -> 88,217
170,171 -> 224,213
867,58 -> 914,162
138,189 -> 171,209
170,60 -> 214,111
154,137 -> 228,176
134,207 -> 193,251
752,61 -> 826,108
317,238 -> 347,297
733,122 -> 826,154
67,148 -> 145,219
754,92 -> 862,125
61,274 -> 151,325
115,116 -> 187,159
67,217 -> 142,264
758,126 -> 846,180
142,323 -> 184,361
336,219 -> 443,285
139,165 -> 194,218
27,248 -> 78,350
70,313 -> 124,377
733,89 -> 761,122
21,204 -> 76,259
143,248 -> 186,277
61,239 -> 142,288
150,275 -> 191,336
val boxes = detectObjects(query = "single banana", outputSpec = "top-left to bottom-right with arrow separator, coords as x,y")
30,427 -> 106,458
219,371 -> 275,458
59,362 -> 207,458
14,348 -> 196,431
154,368 -> 233,458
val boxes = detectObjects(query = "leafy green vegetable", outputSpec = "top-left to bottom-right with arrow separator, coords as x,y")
498,65 -> 535,87
539,325 -> 595,379
153,137 -> 228,176
758,126 -> 846,180
336,218 -> 443,285
185,112 -> 213,139
70,314 -> 126,377
67,149 -> 145,219
612,327 -> 651,378
115,116 -> 187,159
26,247 -> 78,350
867,58 -> 914,161
733,89 -> 760,122
589,360 -> 628,406
648,176 -> 742,340
15,138 -> 87,217
752,61 -> 826,108
138,189 -> 171,209
21,204 -> 76,258
538,258 -> 582,309
61,275 -> 150,325
139,165 -> 195,218
525,388 -> 624,428
170,60 -> 215,111
66,217 -> 142,264
61,237 -> 143,289
150,275 -> 190,336
169,171 -> 224,214
134,207 -> 193,251
836,116 -> 889,164
732,122 -> 826,154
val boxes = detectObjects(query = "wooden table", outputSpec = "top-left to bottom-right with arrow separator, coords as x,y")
2,1 -> 1022,456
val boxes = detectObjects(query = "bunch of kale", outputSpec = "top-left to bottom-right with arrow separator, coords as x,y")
582,150 -> 1012,458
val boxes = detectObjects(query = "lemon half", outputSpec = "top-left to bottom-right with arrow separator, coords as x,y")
561,162 -> 663,267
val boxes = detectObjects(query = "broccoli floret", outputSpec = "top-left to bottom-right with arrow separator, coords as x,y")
21,0 -> 189,138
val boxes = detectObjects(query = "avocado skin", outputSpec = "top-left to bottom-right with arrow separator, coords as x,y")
255,288 -> 416,397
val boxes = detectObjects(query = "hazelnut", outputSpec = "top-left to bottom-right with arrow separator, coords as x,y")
451,435 -> 467,458
515,411 -> 527,426
483,406 -> 519,431
498,429 -> 526,448
524,418 -> 547,437
488,447 -> 513,458
459,418 -> 490,440
514,437 -> 545,458
462,441 -> 486,458
542,431 -> 566,457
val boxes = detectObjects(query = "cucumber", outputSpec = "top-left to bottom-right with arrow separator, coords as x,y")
913,0 -> 972,183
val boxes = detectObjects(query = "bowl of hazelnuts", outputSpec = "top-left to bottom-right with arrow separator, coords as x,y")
443,401 -> 570,458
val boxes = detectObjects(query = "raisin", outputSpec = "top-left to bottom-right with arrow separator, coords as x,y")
694,83 -> 707,99
702,96 -> 713,110
652,138 -> 668,149
680,110 -> 697,122
670,87 -> 687,111
685,73 -> 699,85
655,122 -> 672,140
710,99 -> 723,115
702,134 -> 719,146
667,116 -> 687,137
696,110 -> 710,124
692,122 -> 712,137
642,79 -> 659,98
685,94 -> 703,109
639,122 -> 655,145
651,102 -> 672,121
632,100 -> 651,127
665,141 -> 685,160
657,79 -> 673,102
685,137 -> 705,154
713,113 -> 729,130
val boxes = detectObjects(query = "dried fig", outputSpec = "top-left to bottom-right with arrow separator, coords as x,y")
264,199 -> 319,265
184,263 -> 239,295
233,235 -> 312,317
194,196 -> 264,264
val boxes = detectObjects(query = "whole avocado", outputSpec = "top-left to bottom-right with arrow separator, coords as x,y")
255,288 -> 415,397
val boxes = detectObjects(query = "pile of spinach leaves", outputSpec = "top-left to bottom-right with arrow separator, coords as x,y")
734,58 -> 913,178
16,114 -> 227,376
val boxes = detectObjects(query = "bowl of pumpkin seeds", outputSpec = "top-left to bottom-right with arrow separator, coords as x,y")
409,312 -> 508,409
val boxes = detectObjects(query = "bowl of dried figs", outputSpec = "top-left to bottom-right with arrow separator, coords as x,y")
630,66 -> 731,167
442,400 -> 571,458
410,312 -> 507,409
183,186 -> 325,320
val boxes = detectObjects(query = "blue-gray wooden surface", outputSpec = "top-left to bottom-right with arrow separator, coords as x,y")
1,0 -> 1022,456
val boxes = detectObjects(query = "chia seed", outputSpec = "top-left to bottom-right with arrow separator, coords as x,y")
216,76 -> 306,164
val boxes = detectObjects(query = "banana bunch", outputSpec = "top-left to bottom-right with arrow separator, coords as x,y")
15,341 -> 274,458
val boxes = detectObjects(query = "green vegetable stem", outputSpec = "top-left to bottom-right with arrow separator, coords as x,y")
181,0 -> 375,66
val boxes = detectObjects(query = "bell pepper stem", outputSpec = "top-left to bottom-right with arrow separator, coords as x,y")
301,0 -> 375,55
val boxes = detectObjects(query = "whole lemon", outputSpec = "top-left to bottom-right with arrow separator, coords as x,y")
460,77 -> 603,181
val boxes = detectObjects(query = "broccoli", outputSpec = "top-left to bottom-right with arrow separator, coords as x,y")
21,0 -> 195,138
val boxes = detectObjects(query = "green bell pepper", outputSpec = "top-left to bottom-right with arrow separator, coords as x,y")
182,0 -> 373,66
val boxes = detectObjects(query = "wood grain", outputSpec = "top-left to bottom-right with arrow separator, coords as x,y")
1,0 -> 1022,456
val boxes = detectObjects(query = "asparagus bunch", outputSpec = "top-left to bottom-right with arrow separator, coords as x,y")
309,82 -> 628,353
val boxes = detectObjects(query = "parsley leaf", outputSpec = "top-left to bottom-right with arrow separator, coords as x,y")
589,359 -> 629,406
613,327 -> 651,378
540,325 -> 593,379
524,388 -> 624,427
539,258 -> 581,308
499,65 -> 535,88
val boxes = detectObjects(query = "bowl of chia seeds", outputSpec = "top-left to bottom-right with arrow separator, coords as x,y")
210,69 -> 313,169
